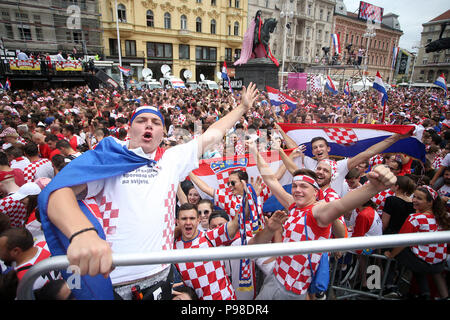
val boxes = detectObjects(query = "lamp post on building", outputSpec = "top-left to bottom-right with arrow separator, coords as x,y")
280,10 -> 294,90
408,46 -> 420,89
362,25 -> 376,90
114,0 -> 124,89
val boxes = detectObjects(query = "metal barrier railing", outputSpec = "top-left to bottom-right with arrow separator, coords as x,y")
16,231 -> 450,300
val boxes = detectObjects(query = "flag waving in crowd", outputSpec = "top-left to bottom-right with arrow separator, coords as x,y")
434,73 -> 448,97
118,65 -> 131,77
325,76 -> 338,95
222,61 -> 233,93
332,34 -> 341,55
266,86 -> 298,115
344,81 -> 350,96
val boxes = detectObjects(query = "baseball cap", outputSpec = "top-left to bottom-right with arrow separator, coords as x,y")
0,127 -> 19,138
0,171 -> 15,182
9,178 -> 51,201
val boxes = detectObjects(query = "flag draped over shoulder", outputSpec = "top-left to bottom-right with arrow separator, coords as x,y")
38,137 -> 164,300
278,123 -> 426,163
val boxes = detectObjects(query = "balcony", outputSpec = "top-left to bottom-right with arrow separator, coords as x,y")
295,12 -> 314,22
178,30 -> 193,43
104,48 -> 146,59
227,35 -> 242,46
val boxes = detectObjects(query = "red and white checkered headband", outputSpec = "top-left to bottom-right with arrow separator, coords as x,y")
293,174 -> 320,190
421,185 -> 438,201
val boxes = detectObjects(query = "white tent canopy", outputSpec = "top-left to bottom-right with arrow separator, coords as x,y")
352,79 -> 373,91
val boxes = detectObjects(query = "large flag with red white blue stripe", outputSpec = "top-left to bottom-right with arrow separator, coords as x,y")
325,76 -> 338,95
278,123 -> 426,163
434,73 -> 447,96
332,34 -> 341,55
118,65 -> 131,76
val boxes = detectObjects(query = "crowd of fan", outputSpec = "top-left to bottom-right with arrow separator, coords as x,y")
0,83 -> 449,300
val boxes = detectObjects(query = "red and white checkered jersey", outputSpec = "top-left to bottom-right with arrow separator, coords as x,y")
23,158 -> 54,182
371,189 -> 395,214
0,195 -> 27,227
399,212 -> 447,264
174,224 -> 236,300
273,204 -> 331,295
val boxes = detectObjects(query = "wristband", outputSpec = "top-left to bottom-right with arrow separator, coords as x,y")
69,227 -> 98,243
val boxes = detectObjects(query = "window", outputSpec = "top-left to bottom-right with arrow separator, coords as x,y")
164,12 -> 171,29
117,4 -> 126,22
146,10 -> 154,27
326,11 -> 331,22
18,26 -> 32,40
196,17 -> 202,33
5,24 -> 13,39
210,19 -> 216,34
225,48 -> 232,61
15,12 -> 28,22
211,0 -> 216,5
147,42 -> 173,59
179,44 -> 190,60
73,31 -> 82,43
235,0 -> 240,8
33,14 -> 41,24
228,25 -> 231,35
307,4 -> 312,16
196,0 -> 201,3
195,46 -> 217,61
180,15 -> 187,30
234,22 -> 239,36
235,49 -> 241,60
109,38 -> 118,55
319,9 -> 323,20
125,40 -> 136,56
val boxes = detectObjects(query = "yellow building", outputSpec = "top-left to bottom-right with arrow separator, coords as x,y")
98,0 -> 247,84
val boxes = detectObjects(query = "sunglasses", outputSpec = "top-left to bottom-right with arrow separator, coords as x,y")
198,210 -> 210,216
227,181 -> 237,187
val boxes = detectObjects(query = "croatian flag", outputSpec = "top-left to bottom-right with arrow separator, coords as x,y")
325,76 -> 338,95
118,65 -> 131,76
266,86 -> 297,115
344,81 -> 350,96
278,123 -> 426,163
373,71 -> 388,106
222,61 -> 233,93
434,73 -> 447,96
392,47 -> 399,69
4,78 -> 11,90
332,34 -> 341,55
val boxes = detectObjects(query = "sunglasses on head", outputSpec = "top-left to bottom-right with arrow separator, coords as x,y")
198,210 -> 210,215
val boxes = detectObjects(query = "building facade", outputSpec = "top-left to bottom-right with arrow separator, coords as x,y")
99,0 -> 247,83
333,2 -> 403,82
0,0 -> 103,56
412,9 -> 450,84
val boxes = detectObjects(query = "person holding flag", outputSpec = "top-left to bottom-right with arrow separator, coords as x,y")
38,83 -> 259,300
434,73 -> 448,97
266,86 -> 297,115
222,61 -> 233,93
4,78 -> 11,91
373,71 -> 389,122
344,81 -> 350,96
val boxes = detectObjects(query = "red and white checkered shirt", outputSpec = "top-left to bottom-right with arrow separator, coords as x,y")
23,158 -> 53,183
371,189 -> 395,214
321,187 -> 347,237
399,212 -> 447,264
273,204 -> 331,295
0,195 -> 27,228
174,224 -> 236,300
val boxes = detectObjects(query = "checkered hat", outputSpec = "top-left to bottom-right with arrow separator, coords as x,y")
0,127 -> 19,138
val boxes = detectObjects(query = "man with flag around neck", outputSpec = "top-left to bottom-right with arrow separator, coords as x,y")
42,83 -> 259,299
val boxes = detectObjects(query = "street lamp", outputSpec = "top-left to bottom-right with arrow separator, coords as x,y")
280,10 -> 294,90
408,45 -> 420,88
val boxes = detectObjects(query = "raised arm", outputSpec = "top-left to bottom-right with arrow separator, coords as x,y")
197,83 -> 259,158
347,132 -> 411,171
188,172 -> 215,198
273,122 -> 299,149
313,165 -> 396,227
247,140 -> 294,209
177,183 -> 188,205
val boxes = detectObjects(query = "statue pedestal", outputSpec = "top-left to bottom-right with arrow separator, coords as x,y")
234,58 -> 279,91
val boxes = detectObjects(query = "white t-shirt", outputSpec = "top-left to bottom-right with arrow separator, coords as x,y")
442,153 -> 450,167
295,156 -> 349,197
85,137 -> 199,285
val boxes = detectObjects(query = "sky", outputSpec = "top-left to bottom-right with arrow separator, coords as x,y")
342,0 -> 450,52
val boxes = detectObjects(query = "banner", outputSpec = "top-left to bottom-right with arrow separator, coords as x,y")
9,59 -> 40,71
278,123 -> 426,163
55,60 -> 82,71
287,73 -> 307,91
